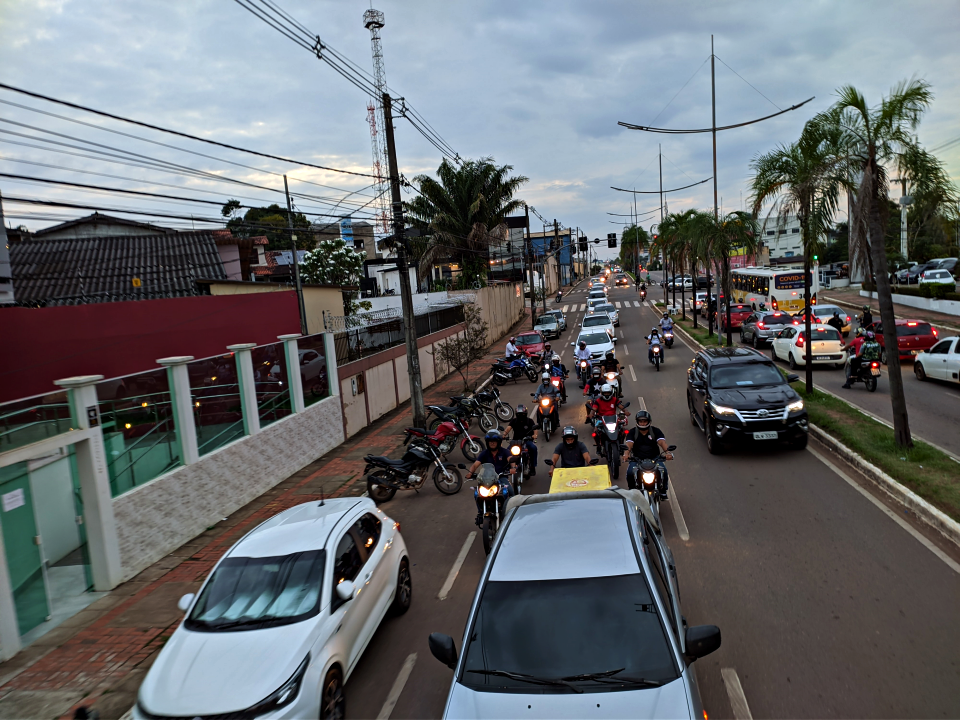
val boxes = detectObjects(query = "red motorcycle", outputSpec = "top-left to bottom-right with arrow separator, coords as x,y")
542,362 -> 567,404
407,408 -> 483,462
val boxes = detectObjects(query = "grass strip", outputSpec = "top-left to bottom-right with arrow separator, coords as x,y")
789,383 -> 960,522
672,316 -> 731,347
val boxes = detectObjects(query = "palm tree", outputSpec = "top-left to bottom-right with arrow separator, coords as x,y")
751,121 -> 846,393
618,224 -> 649,275
405,158 -> 528,288
815,79 -> 957,447
658,213 -> 686,319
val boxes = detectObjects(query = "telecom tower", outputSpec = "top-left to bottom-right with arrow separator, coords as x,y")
364,8 -> 390,237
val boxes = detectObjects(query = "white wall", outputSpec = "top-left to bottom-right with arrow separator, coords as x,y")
365,289 -> 450,313
860,290 -> 960,318
30,453 -> 81,566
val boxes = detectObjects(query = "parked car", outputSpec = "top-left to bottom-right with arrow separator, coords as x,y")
918,268 -> 956,287
895,262 -> 919,284
136,499 -> 410,720
717,303 -> 752,331
544,309 -> 566,331
695,275 -> 714,289
595,302 -> 620,326
739,311 -> 795,348
874,319 -> 939,364
581,312 -> 617,341
901,262 -> 938,284
936,258 -> 958,274
666,275 -> 694,290
772,324 -> 846,369
429,490 -> 719,719
914,336 -> 960,384
573,329 -> 616,361
687,347 -> 808,453
534,314 -> 561,340
514,331 -> 546,359
792,304 -> 852,335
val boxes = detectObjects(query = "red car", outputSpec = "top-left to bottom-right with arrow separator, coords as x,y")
515,330 -> 546,359
718,303 -> 753,331
874,319 -> 939,364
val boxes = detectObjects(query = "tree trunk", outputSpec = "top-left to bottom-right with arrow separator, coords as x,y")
803,251 -> 813,394
867,164 -> 912,447
724,254 -> 733,347
691,255 -> 699,329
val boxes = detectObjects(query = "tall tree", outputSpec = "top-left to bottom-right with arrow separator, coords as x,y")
404,158 -> 527,288
221,199 -> 313,249
751,121 -> 846,392
617,224 -> 649,273
815,79 -> 957,447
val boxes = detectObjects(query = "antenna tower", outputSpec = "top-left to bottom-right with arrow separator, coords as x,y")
364,8 -> 390,235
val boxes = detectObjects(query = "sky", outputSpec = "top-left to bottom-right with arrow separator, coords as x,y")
1,0 -> 959,262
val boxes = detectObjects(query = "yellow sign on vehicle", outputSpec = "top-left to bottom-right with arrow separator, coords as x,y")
549,465 -> 611,494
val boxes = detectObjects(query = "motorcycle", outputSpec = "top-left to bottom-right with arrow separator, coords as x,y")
428,396 -> 497,433
531,392 -> 558,441
364,440 -> 465,504
603,370 -> 622,398
592,403 -> 630,480
663,329 -> 675,348
544,363 -> 567,403
424,406 -> 483,460
473,463 -> 515,555
849,359 -> 881,392
650,343 -> 662,371
474,385 -> 515,422
640,288 -> 647,301
405,418 -> 483,462
507,437 -> 533,494
490,355 -> 538,385
626,445 -> 677,521
576,358 -> 592,386
556,290 -> 563,303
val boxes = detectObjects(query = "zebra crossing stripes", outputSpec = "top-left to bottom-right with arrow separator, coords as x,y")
580,304 -> 587,311
615,302 -> 622,309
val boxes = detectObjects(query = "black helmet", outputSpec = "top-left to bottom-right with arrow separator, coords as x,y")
579,340 -> 586,348
635,410 -> 652,429
861,305 -> 869,313
484,430 -> 503,447
562,426 -> 578,442
516,404 -> 526,415
605,350 -> 615,360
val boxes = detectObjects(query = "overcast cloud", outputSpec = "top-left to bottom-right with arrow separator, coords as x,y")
1,0 -> 958,258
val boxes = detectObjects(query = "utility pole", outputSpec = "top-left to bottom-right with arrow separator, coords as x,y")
553,220 -> 561,295
709,36 -> 719,338
525,204 -> 536,329
382,93 -> 426,429
283,174 -> 308,335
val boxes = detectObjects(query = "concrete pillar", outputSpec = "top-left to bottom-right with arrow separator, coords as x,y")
277,334 -> 304,413
157,356 -> 198,464
323,332 -> 340,397
54,375 -> 123,591
227,343 -> 260,436
0,522 -> 21,659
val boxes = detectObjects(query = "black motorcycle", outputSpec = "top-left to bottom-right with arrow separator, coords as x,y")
663,329 -> 675,348
592,404 -> 629,480
364,438 -> 465,504
472,463 -> 515,555
626,445 -> 677,522
650,343 -> 663,371
849,358 -> 881,392
640,288 -> 647,301
556,291 -> 563,303
531,392 -> 559,441
506,437 -> 533,494
475,385 -> 515,422
428,396 -> 497,433
490,356 -> 538,385
576,358 -> 592,386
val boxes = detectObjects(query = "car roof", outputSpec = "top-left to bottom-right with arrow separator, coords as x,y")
894,319 -> 931,326
518,331 -> 542,338
491,497 -> 639,581
699,347 -> 767,363
231,499 -> 364,558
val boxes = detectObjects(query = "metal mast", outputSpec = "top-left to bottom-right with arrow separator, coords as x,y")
364,8 -> 390,235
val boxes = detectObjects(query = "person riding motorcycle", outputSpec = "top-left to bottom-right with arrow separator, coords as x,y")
548,426 -> 592,477
547,353 -> 569,401
841,328 -> 865,380
574,340 -> 592,381
842,330 -> 881,389
582,366 -> 605,421
622,411 -> 673,499
601,350 -> 621,375
659,312 -> 674,333
860,305 -> 874,330
533,371 -> 561,425
827,310 -> 845,334
647,327 -> 664,363
466,430 -> 515,479
505,405 -> 538,476
590,384 -> 626,454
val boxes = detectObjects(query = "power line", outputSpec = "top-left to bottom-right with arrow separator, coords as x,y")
713,55 -> 781,111
619,97 -> 815,134
645,56 -> 711,128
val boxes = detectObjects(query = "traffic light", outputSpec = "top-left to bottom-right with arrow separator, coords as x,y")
578,237 -> 587,253
607,232 -> 617,249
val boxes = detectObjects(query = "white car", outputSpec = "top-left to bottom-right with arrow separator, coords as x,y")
587,297 -> 607,312
595,302 -> 620,326
573,329 -> 616,361
918,268 -> 956,287
136,499 -> 410,720
914,335 -> 960,383
771,323 -> 846,369
581,313 -> 617,342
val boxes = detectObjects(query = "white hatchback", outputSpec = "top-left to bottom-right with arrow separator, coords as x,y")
135,499 -> 410,720
581,313 -> 617,342
771,323 -> 846,369
574,330 -> 616,361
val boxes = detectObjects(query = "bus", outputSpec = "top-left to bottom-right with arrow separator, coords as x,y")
730,267 -> 819,314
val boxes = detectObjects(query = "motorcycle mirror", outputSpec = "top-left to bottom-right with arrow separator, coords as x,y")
335,580 -> 355,602
543,459 -> 554,466
589,458 -> 600,466
457,463 -> 467,469
667,444 -> 677,451
530,393 -> 536,397
623,401 -> 630,408
428,632 -> 459,669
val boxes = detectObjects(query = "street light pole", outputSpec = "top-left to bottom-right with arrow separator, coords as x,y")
283,174 -> 308,335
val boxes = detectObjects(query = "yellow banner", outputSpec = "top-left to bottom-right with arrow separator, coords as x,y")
549,466 -> 611,493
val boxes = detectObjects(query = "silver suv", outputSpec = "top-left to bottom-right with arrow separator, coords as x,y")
428,489 -> 720,719
740,310 -> 794,348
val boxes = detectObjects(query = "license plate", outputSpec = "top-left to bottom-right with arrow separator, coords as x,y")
814,355 -> 831,360
752,431 -> 778,440
871,368 -> 880,376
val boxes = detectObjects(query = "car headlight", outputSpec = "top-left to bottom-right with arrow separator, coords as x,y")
242,654 -> 310,717
787,399 -> 804,413
709,401 -> 737,416
478,484 -> 499,497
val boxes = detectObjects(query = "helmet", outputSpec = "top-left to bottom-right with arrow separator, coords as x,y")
651,326 -> 660,334
600,384 -> 614,400
591,365 -> 602,377
552,353 -> 561,365
605,350 -> 615,360
635,410 -> 652,429
542,372 -> 551,382
510,336 -> 516,343
833,310 -> 840,317
516,404 -> 526,415
866,331 -> 875,340
544,343 -> 552,352
484,430 -> 503,448
579,340 -> 586,348
663,312 -> 669,319
862,305 -> 869,313
855,327 -> 864,338
562,426 -> 578,442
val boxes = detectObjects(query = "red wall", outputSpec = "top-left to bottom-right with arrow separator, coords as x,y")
0,292 -> 301,403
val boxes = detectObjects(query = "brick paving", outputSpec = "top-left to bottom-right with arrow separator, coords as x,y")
0,307 -> 536,720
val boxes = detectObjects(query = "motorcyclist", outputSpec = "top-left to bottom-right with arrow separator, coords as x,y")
548,353 -> 568,402
841,328 -> 865,380
548,426 -> 592,477
601,349 -> 621,375
622,411 -> 674,499
505,405 -> 538,476
582,366 -> 605,421
827,310 -> 845,334
505,337 -> 519,359
860,305 -> 874,330
842,330 -> 881,389
646,327 -> 664,363
467,430 -> 515,479
574,341 -> 592,382
659,312 -> 674,333
590,384 -> 627,454
533,371 -> 561,425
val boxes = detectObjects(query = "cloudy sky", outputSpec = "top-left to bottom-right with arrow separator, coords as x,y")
1,0 -> 958,260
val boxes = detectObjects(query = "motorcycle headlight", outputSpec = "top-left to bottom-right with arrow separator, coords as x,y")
606,373 -> 616,380
510,445 -> 521,456
642,472 -> 656,485
709,401 -> 737,416
478,484 -> 499,497
653,346 -> 660,352
541,398 -> 550,407
241,654 -> 309,717
551,379 -> 560,387
604,422 -> 617,432
786,399 -> 804,413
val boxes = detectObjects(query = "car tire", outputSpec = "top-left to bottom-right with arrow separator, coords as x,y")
915,362 -> 926,381
788,352 -> 798,370
792,434 -> 809,451
752,333 -> 759,349
706,419 -> 724,455
687,393 -> 698,427
321,667 -> 346,720
389,558 -> 412,616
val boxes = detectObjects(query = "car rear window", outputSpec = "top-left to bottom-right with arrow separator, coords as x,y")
731,305 -> 751,312
762,314 -> 792,326
801,327 -> 842,341
580,333 -> 611,346
710,362 -> 785,389
583,316 -> 610,327
598,304 -> 615,312
897,323 -> 933,337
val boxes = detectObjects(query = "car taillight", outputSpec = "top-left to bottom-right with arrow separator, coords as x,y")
796,335 -> 805,347
933,328 -> 938,337
757,322 -> 765,329
846,316 -> 851,323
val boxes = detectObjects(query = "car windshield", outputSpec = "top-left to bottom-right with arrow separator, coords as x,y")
516,335 -> 540,346
536,317 -> 556,326
897,323 -> 933,337
761,314 -> 792,326
580,333 -> 611,346
801,327 -> 842,341
460,575 -> 678,692
186,550 -> 325,632
710,363 -> 785,389
583,316 -> 610,327
597,305 -> 615,313
731,305 -> 751,312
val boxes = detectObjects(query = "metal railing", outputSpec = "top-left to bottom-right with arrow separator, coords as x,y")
332,304 -> 466,365
0,400 -> 73,451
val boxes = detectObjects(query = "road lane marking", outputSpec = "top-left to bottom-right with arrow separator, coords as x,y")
629,365 -> 637,382
623,344 -> 629,355
615,301 -> 622,308
580,304 -> 587,311
721,668 -> 753,720
377,653 -> 418,720
438,532 -> 477,600
636,396 -> 646,410
808,447 -> 960,575
667,483 -> 690,541
562,305 -> 568,312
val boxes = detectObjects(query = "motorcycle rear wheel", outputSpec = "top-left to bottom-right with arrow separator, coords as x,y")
478,412 -> 498,433
492,372 -> 507,386
367,473 -> 397,504
495,402 -> 515,421
428,416 -> 443,433
462,436 -> 482,462
865,376 -> 878,392
433,463 -> 463,495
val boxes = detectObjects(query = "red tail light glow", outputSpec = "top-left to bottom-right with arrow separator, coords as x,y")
907,321 -> 918,326
870,362 -> 879,368
796,335 -> 805,347
757,322 -> 765,329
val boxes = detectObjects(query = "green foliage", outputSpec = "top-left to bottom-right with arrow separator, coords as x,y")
431,304 -> 490,391
299,237 -> 366,286
617,224 -> 649,269
221,199 -> 313,250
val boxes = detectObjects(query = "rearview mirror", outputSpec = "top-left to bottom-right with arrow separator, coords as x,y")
177,593 -> 195,613
457,463 -> 467,470
589,458 -> 600,466
685,624 -> 721,660
429,633 -> 458,669
336,580 -> 355,602
543,459 -> 554,466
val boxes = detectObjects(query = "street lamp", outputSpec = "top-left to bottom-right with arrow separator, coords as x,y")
893,178 -> 913,261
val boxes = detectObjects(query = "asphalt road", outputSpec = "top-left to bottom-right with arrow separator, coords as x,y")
344,282 -> 960,719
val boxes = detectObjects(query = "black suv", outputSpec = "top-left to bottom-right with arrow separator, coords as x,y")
687,347 -> 808,454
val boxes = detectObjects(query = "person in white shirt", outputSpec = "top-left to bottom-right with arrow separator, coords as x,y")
505,337 -> 519,359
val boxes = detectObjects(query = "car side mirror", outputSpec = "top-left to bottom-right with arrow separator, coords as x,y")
690,380 -> 705,390
177,593 -> 195,613
667,444 -> 677,451
589,458 -> 600,466
786,373 -> 800,383
336,580 -> 355,602
428,632 -> 458,669
685,624 -> 721,660
457,463 -> 467,469
543,459 -> 554,466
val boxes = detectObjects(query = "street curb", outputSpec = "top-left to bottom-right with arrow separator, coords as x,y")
671,320 -> 960,555
808,423 -> 960,552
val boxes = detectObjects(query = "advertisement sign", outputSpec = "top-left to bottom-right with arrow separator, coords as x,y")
774,271 -> 811,290
340,217 -> 353,242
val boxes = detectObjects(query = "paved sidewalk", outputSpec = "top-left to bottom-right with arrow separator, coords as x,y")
0,312 -> 531,720
824,285 -> 960,333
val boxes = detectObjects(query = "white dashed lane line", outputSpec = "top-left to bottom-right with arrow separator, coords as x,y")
623,344 -> 629,356
437,531 -> 477,600
629,365 -> 637,382
721,668 -> 754,720
377,653 -> 418,720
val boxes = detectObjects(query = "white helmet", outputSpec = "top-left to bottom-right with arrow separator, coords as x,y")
552,353 -> 561,365
600,383 -> 614,400
541,372 -> 551,382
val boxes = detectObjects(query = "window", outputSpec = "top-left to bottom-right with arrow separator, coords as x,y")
792,228 -> 800,233
354,513 -> 382,552
896,323 -> 933,337
710,363 -> 785,389
332,532 -> 363,610
695,357 -> 707,381
646,532 -> 677,630
929,341 -> 952,354
766,230 -> 775,236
